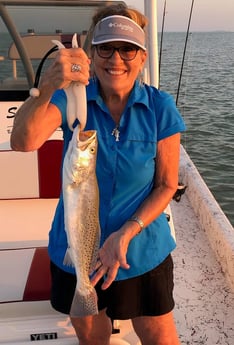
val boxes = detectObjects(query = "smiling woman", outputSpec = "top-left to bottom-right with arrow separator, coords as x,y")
9,2 -> 185,344
90,14 -> 147,115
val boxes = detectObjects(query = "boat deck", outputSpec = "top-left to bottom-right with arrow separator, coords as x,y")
0,180 -> 234,345
1,145 -> 234,345
172,193 -> 234,345
1,194 -> 234,345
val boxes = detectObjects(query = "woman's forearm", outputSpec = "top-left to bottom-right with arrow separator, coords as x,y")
10,75 -> 61,151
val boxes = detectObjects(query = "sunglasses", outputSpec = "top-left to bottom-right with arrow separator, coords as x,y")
95,44 -> 140,61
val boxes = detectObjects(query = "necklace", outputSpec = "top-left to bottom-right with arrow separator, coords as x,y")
112,126 -> 120,141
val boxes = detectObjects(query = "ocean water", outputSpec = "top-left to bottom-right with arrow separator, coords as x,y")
0,32 -> 233,226
159,32 -> 234,226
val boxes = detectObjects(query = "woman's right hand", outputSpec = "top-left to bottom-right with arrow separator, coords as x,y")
40,47 -> 90,92
10,47 -> 90,152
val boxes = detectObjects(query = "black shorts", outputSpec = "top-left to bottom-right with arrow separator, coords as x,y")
50,255 -> 175,320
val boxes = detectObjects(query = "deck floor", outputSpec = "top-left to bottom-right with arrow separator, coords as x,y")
171,194 -> 234,345
1,193 -> 234,345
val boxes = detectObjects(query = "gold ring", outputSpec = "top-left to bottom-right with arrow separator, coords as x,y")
71,64 -> 82,72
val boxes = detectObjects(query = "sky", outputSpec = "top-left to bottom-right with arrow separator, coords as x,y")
0,0 -> 233,33
126,0 -> 234,32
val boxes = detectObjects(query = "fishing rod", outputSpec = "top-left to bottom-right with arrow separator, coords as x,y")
176,0 -> 195,105
158,0 -> 167,89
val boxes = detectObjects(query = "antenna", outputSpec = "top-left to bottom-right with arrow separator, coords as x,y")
176,0 -> 195,105
158,0 -> 167,89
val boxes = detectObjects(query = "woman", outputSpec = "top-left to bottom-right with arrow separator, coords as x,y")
11,4 -> 185,345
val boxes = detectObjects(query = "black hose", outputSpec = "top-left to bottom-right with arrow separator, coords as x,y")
33,40 -> 72,88
33,45 -> 58,88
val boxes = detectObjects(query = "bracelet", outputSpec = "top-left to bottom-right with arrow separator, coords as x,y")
128,216 -> 144,234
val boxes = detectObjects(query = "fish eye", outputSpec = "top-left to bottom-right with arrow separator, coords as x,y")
90,147 -> 95,154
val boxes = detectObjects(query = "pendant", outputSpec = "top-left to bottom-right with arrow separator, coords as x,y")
112,127 -> 120,141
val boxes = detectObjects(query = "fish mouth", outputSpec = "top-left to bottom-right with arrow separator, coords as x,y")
78,130 -> 97,151
79,130 -> 96,142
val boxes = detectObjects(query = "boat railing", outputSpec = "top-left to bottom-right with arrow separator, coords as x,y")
179,145 -> 234,291
0,32 -> 88,90
8,34 -> 61,81
0,0 -> 120,92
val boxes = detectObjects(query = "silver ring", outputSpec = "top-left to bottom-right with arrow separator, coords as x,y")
71,63 -> 81,72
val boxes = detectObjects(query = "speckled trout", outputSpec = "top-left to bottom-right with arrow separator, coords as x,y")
62,125 -> 100,317
54,33 -> 100,317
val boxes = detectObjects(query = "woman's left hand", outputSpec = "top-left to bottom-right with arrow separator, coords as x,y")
90,228 -> 132,290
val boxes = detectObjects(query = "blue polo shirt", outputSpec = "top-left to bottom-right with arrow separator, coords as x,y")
48,79 -> 186,280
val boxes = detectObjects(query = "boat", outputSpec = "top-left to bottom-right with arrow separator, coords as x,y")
0,1 -> 234,344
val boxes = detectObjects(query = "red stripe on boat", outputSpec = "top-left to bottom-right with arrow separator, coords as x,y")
23,247 -> 51,301
37,140 -> 63,198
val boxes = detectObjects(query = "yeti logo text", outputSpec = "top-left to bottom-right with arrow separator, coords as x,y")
30,332 -> 57,341
108,22 -> 133,32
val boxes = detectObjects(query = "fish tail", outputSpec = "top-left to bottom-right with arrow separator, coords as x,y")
70,288 -> 98,317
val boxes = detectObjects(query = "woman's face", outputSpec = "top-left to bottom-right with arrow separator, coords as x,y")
92,42 -> 147,97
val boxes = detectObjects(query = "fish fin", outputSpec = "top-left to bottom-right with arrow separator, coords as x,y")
70,288 -> 98,317
89,241 -> 100,272
63,248 -> 74,267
